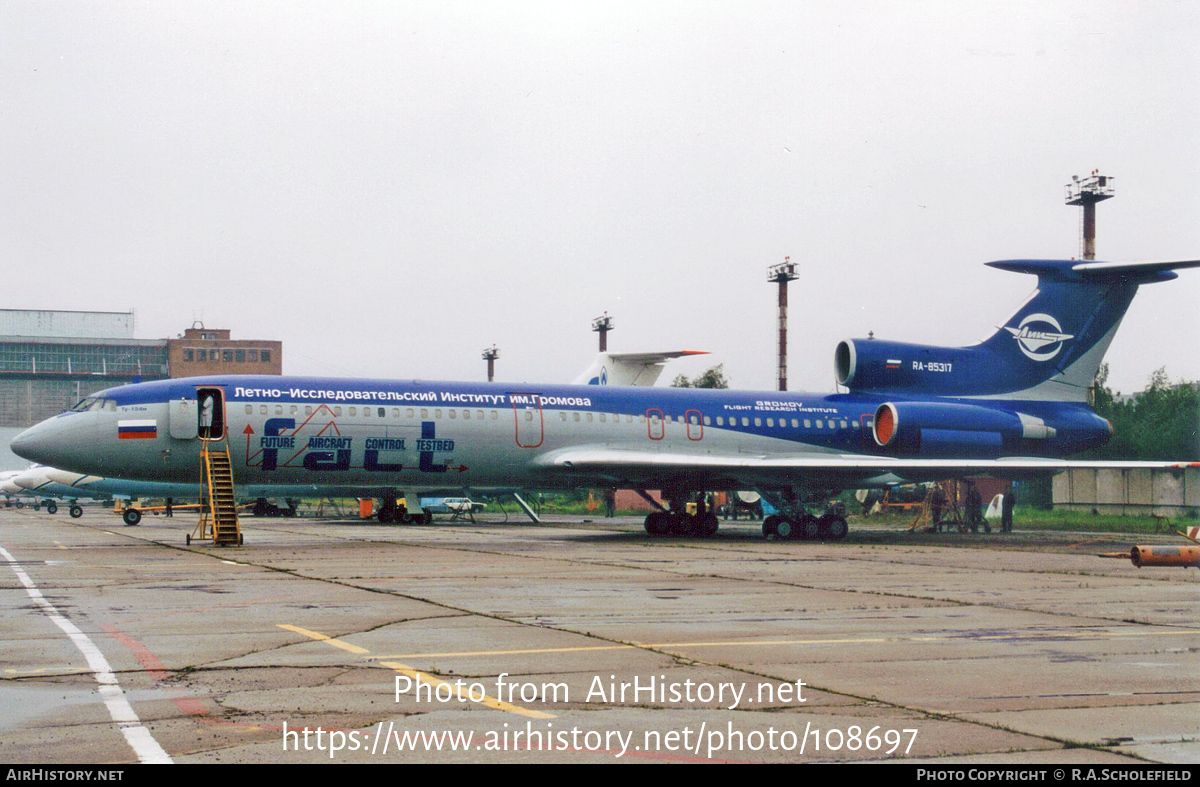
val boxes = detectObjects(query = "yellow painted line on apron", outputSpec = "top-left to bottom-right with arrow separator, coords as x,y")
4,667 -> 89,678
377,661 -> 554,719
371,628 -> 1200,661
277,625 -> 554,720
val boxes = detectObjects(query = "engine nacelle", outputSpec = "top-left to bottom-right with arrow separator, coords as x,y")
872,401 -> 1027,458
836,338 -> 984,396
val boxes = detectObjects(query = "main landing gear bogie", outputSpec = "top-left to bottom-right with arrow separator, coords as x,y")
378,505 -> 432,525
643,510 -> 720,538
763,512 -> 848,542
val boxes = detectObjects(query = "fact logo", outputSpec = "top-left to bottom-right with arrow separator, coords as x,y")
1005,313 -> 1074,361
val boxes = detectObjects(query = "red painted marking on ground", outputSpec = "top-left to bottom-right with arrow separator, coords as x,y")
101,624 -> 209,717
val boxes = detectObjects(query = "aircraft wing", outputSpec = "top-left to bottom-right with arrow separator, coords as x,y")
535,447 -> 1198,488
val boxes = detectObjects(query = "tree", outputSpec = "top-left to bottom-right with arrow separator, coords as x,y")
670,364 -> 729,389
1087,365 -> 1200,461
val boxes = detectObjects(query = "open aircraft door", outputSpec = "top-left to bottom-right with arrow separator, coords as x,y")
196,386 -> 227,440
510,393 -> 544,448
169,398 -> 199,439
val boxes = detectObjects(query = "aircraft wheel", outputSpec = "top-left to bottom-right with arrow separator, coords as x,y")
822,515 -> 848,541
763,514 -> 784,538
32,502 -> 41,511
239,533 -> 244,546
15,501 -> 23,509
46,501 -> 58,514
398,511 -> 414,524
775,517 -> 795,540
123,509 -> 142,526
420,508 -> 433,525
185,534 -> 191,545
799,514 -> 821,540
644,511 -> 670,536
70,505 -> 83,518
695,512 -> 720,538
669,513 -> 693,536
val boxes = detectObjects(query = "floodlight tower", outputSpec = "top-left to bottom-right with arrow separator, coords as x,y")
482,345 -> 499,382
1065,171 -> 1115,260
592,313 -> 614,352
767,256 -> 798,391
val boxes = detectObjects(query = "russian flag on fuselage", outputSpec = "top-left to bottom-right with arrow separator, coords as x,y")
117,419 -> 157,440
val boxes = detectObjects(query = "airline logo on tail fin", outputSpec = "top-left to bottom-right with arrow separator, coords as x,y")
1003,314 -> 1075,361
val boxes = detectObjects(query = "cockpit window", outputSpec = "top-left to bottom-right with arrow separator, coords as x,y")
70,397 -> 116,412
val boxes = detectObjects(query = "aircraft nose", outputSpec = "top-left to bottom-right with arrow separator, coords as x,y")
12,418 -> 75,468
10,424 -> 44,462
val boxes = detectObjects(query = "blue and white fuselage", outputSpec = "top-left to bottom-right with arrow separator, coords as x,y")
12,258 -> 1200,537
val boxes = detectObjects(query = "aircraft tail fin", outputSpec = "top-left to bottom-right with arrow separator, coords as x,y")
572,351 -> 710,387
836,259 -> 1200,401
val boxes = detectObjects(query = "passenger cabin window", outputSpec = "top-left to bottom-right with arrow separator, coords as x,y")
245,405 -> 252,415
260,405 -> 268,415
275,405 -> 283,415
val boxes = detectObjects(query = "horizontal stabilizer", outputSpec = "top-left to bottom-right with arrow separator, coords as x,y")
987,258 -> 1200,282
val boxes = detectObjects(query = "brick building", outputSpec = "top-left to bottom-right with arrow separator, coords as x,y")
167,325 -> 282,378
0,312 -> 281,436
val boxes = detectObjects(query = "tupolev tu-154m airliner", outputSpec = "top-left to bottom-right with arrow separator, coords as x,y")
12,258 -> 1200,540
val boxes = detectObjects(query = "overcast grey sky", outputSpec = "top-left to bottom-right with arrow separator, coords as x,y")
2,1 -> 1197,395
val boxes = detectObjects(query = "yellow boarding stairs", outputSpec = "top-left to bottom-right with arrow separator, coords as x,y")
189,430 -> 242,547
